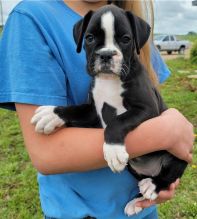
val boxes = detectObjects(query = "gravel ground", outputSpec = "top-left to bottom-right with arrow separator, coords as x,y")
161,47 -> 191,61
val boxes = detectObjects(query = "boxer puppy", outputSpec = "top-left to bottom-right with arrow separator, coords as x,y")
31,5 -> 187,216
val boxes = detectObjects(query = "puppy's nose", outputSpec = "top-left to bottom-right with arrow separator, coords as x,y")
97,50 -> 117,62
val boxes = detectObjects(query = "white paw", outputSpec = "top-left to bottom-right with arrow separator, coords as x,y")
103,143 -> 129,172
31,106 -> 65,134
124,197 -> 144,216
139,178 -> 158,200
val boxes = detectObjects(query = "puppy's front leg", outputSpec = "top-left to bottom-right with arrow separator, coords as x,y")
31,102 -> 100,134
103,107 -> 154,172
31,106 -> 65,134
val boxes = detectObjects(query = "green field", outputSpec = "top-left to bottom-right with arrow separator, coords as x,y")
159,58 -> 197,219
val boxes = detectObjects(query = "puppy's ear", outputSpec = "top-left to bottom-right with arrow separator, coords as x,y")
73,11 -> 93,53
126,11 -> 151,54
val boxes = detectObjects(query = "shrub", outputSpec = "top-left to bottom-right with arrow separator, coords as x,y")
190,41 -> 197,64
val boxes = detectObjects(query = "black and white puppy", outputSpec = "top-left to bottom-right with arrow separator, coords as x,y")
31,5 -> 187,216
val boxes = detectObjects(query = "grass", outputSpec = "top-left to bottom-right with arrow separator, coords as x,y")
0,110 -> 42,219
158,58 -> 197,219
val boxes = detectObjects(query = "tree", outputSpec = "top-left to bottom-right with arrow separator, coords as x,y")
192,0 -> 197,6
187,31 -> 197,35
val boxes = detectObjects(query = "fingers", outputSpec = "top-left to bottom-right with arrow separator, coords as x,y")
136,189 -> 173,208
174,178 -> 180,188
136,179 -> 180,208
161,108 -> 194,163
187,153 -> 193,164
157,180 -> 179,200
157,188 -> 174,201
136,199 -> 156,208
168,179 -> 179,191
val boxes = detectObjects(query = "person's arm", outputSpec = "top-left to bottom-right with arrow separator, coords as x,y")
15,104 -> 194,175
16,104 -> 105,174
125,108 -> 194,163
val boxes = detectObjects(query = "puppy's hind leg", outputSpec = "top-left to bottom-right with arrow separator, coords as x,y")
151,155 -> 187,194
124,178 -> 158,216
139,178 -> 158,200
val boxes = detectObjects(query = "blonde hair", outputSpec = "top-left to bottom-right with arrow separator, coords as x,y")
112,0 -> 158,85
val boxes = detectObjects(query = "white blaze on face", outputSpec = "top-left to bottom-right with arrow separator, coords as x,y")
101,11 -> 115,49
95,11 -> 123,74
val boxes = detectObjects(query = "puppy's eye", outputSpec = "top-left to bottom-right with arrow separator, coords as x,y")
85,34 -> 95,44
121,35 -> 131,44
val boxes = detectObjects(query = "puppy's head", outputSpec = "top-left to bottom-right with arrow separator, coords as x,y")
73,5 -> 151,78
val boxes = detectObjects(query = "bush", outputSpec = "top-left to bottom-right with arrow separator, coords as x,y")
190,41 -> 197,64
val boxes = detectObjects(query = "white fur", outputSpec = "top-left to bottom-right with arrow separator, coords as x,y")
98,12 -> 123,75
94,58 -> 101,73
101,12 -> 115,49
103,142 -> 129,172
129,156 -> 163,177
92,75 -> 126,127
124,197 -> 144,216
31,106 -> 65,134
139,178 -> 158,200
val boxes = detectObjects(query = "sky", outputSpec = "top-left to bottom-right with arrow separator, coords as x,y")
0,0 -> 197,35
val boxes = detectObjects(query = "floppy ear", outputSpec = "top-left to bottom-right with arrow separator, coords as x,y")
126,11 -> 151,54
73,11 -> 93,53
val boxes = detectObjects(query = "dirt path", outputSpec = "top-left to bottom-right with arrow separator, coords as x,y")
161,48 -> 191,61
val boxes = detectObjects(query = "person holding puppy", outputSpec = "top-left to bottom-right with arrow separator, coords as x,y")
0,0 -> 194,219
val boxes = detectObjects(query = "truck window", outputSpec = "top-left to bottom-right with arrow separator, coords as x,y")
163,36 -> 169,41
170,36 -> 175,41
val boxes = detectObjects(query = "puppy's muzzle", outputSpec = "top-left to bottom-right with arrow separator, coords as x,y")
95,50 -> 118,74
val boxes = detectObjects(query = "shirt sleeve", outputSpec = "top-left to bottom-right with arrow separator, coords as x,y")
0,11 -> 68,111
151,43 -> 171,83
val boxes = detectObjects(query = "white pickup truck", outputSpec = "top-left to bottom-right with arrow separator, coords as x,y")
154,35 -> 190,55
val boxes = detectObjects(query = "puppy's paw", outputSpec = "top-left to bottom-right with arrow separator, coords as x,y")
31,106 -> 65,134
124,197 -> 144,216
103,143 -> 129,172
139,178 -> 158,200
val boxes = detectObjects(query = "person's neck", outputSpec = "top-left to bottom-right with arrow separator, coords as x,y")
64,0 -> 108,16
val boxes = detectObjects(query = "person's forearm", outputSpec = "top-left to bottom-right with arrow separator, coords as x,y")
34,127 -> 106,174
37,116 -> 169,174
26,121 -> 168,175
16,104 -> 107,174
125,116 -> 169,158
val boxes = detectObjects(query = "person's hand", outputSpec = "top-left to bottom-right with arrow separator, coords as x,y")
136,179 -> 180,208
161,108 -> 194,163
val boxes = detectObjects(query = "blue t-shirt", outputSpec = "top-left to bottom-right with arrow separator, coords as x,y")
0,1 -> 170,218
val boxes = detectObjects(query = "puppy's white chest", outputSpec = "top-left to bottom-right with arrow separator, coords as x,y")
92,76 -> 126,127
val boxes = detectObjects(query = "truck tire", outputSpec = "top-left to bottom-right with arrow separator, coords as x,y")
178,46 -> 185,55
167,51 -> 172,55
